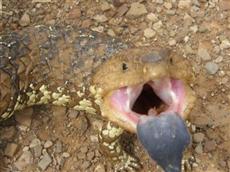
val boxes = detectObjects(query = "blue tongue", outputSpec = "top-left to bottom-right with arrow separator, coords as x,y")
137,112 -> 190,172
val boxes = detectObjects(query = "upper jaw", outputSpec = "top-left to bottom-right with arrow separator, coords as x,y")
102,77 -> 194,133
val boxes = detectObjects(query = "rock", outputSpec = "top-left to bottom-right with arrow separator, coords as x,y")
205,62 -> 219,75
193,133 -> 205,143
220,39 -> 230,49
107,29 -> 116,37
38,152 -> 52,170
164,2 -> 173,9
112,0 -> 124,7
4,143 -> 18,157
144,28 -> 156,38
80,146 -> 88,153
219,0 -> 230,11
126,2 -> 147,18
195,144 -> 203,154
32,145 -> 42,158
54,141 -> 62,153
178,0 -> 191,9
168,39 -> 176,46
116,4 -> 129,17
190,25 -> 198,33
184,13 -> 194,27
46,19 -> 55,25
29,138 -> 41,148
62,152 -> 70,158
214,56 -> 223,63
77,152 -> 86,159
87,151 -> 95,161
0,126 -> 16,140
219,160 -> 227,167
94,164 -> 106,172
152,21 -> 163,31
15,107 -> 33,128
81,19 -> 92,28
93,15 -> 108,23
146,13 -> 158,22
82,161 -> 91,169
100,1 -> 111,11
197,47 -> 211,61
204,140 -> 216,152
14,151 -> 33,170
91,26 -> 104,33
19,13 -> 30,27
185,45 -> 195,54
44,140 -> 53,148
68,7 -> 81,19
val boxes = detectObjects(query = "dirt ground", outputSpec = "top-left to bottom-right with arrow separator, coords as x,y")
1,0 -> 230,171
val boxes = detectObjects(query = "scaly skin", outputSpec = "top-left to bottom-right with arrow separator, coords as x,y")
0,25 -> 196,171
0,25 -> 141,171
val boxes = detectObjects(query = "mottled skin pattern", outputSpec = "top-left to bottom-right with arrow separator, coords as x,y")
0,25 -> 142,171
0,25 -> 195,171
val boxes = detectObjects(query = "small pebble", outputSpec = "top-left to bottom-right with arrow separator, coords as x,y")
144,28 -> 156,38
204,140 -> 216,152
195,144 -> 203,154
94,164 -> 106,172
193,132 -> 205,143
168,39 -> 176,46
197,47 -> 211,61
82,161 -> 91,169
146,13 -> 158,22
29,138 -> 41,148
126,2 -> 147,18
93,15 -> 108,23
178,0 -> 191,9
220,39 -> 230,49
107,29 -> 116,37
62,152 -> 70,158
4,143 -> 18,157
19,13 -> 30,27
14,151 -> 33,170
80,146 -> 88,153
205,62 -> 219,75
152,21 -> 163,30
32,145 -> 42,157
38,152 -> 52,170
44,140 -> 53,148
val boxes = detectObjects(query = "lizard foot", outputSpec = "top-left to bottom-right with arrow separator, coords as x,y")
98,122 -> 141,172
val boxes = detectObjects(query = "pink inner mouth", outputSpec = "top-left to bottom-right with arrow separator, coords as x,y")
110,78 -> 185,125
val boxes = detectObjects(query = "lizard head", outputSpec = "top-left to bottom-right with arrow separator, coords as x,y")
93,48 -> 195,133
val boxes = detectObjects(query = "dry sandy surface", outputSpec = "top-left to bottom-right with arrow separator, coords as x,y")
1,0 -> 230,171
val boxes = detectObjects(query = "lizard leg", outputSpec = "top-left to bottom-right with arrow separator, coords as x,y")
98,121 -> 141,171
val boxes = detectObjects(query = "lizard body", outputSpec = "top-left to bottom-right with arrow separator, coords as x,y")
0,25 -> 196,171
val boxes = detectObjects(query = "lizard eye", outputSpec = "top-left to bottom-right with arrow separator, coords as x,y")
122,62 -> 128,71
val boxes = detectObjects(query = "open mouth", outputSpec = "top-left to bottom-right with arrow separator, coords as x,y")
109,78 -> 186,128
